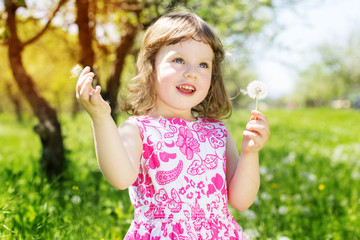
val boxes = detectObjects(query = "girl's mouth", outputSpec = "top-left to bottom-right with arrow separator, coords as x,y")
176,84 -> 196,94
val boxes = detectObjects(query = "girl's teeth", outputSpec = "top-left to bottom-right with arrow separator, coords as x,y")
178,85 -> 194,91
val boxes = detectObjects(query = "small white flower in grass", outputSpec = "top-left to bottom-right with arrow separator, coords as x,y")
265,173 -> 273,181
280,195 -> 288,202
278,206 -> 288,215
294,194 -> 302,201
261,192 -> 271,201
242,209 -> 257,220
282,152 -> 296,164
259,166 -> 268,174
70,64 -> 83,78
71,195 -> 81,204
244,229 -> 260,239
241,80 -> 268,111
302,206 -> 311,215
351,171 -> 360,180
277,236 -> 291,240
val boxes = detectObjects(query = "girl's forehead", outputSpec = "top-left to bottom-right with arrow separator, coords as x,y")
162,39 -> 213,57
174,35 -> 210,46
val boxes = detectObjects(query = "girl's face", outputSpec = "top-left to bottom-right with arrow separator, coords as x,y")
153,38 -> 213,120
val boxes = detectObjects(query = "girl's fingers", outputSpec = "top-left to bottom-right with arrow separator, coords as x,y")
243,130 -> 258,149
89,85 -> 102,102
250,110 -> 268,122
246,112 -> 270,140
243,111 -> 270,152
94,85 -> 101,96
79,77 -> 94,101
76,67 -> 89,92
76,67 -> 94,93
77,73 -> 94,92
246,124 -> 265,136
243,129 -> 257,139
79,66 -> 90,79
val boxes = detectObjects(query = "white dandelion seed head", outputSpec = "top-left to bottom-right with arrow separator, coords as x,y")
241,80 -> 268,100
70,64 -> 83,78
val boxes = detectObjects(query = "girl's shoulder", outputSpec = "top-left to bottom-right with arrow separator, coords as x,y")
118,116 -> 143,140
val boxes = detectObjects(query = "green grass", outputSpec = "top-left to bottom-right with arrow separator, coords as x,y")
0,108 -> 359,239
226,108 -> 360,239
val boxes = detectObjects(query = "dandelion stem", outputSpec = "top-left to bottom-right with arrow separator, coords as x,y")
255,94 -> 259,111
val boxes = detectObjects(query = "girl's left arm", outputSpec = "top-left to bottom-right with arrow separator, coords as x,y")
226,110 -> 270,211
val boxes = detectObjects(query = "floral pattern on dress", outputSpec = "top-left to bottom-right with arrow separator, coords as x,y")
176,126 -> 200,160
125,116 -> 246,240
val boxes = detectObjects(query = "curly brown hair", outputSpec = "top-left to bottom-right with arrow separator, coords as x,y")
123,12 -> 232,120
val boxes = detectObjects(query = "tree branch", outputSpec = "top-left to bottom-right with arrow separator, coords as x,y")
22,0 -> 68,47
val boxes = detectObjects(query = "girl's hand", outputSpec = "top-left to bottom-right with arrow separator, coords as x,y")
241,110 -> 270,154
76,66 -> 111,119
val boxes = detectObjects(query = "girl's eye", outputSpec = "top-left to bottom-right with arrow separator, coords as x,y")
199,62 -> 209,68
173,58 -> 185,64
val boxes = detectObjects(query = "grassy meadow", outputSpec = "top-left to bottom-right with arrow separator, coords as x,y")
0,108 -> 359,239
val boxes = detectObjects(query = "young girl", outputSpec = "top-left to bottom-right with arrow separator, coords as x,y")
76,12 -> 270,240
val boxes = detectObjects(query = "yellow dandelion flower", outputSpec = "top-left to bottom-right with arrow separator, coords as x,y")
72,185 -> 79,191
271,183 -> 279,189
318,184 -> 325,191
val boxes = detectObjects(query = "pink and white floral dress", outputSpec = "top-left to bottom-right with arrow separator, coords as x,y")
124,116 -> 246,240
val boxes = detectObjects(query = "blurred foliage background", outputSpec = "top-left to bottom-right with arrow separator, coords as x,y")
0,0 -> 359,115
0,0 -> 359,239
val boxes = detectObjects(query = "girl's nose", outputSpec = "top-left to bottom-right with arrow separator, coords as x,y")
183,64 -> 198,80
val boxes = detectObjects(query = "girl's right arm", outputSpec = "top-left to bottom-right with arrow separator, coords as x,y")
76,67 -> 142,190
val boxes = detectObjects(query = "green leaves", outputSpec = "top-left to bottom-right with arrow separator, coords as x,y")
16,0 -> 27,8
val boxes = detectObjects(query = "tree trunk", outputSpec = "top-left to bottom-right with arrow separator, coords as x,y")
105,21 -> 138,121
5,81 -> 23,122
75,0 -> 95,69
5,0 -> 65,180
73,0 -> 96,116
73,0 -> 177,122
